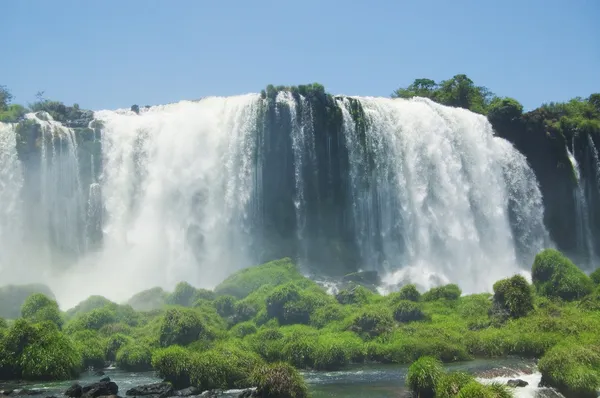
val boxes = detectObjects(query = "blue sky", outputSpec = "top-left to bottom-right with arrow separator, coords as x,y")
1,0 -> 598,111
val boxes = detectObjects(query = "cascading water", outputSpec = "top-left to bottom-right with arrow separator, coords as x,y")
338,97 -> 547,292
566,143 -> 595,266
0,93 -> 552,306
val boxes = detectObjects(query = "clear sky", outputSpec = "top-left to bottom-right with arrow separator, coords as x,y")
1,0 -> 598,111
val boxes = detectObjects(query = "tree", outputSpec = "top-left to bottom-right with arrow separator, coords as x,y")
436,74 -> 493,114
0,85 -> 13,111
487,97 -> 524,126
392,78 -> 438,99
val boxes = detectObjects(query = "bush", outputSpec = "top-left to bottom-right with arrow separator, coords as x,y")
312,332 -> 364,370
249,362 -> 309,398
20,294 -> 63,327
532,249 -> 594,301
104,333 -> 132,361
116,342 -> 152,371
213,295 -> 236,317
158,308 -> 206,347
266,283 -> 328,326
393,300 -> 426,323
229,321 -> 257,338
189,342 -> 264,390
492,275 -> 533,318
310,303 -> 348,328
232,301 -> 258,323
488,97 -> 524,126
70,330 -> 106,369
423,284 -> 462,301
397,284 -> 421,302
456,381 -> 493,397
0,284 -> 55,320
348,305 -> 394,338
66,306 -> 117,332
215,258 -> 304,299
152,345 -> 193,388
590,268 -> 600,285
406,356 -> 445,398
335,285 -> 375,305
127,287 -> 167,311
436,372 -> 475,398
538,343 -> 600,397
66,296 -> 114,319
167,282 -> 198,307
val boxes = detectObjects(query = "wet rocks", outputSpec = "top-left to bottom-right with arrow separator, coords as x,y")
173,387 -> 199,397
125,383 -> 173,398
65,385 -> 83,398
81,381 -> 118,398
507,379 -> 528,387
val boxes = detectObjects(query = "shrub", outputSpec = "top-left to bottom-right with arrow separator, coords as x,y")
436,372 -> 475,398
532,249 -> 594,301
104,333 -> 132,361
20,294 -> 63,327
152,345 -> 193,388
266,283 -> 327,325
0,283 -> 55,319
247,328 -> 285,362
0,318 -> 7,329
590,268 -> 600,285
456,381 -> 494,397
189,341 -> 264,390
229,321 -> 257,338
348,305 -> 394,338
312,332 -> 364,370
406,356 -> 445,398
335,285 -> 375,305
167,282 -> 198,307
193,288 -> 216,302
232,301 -> 258,323
422,284 -> 462,301
487,97 -> 524,126
538,343 -> 600,397
159,307 -> 207,347
397,284 -> 421,302
310,303 -> 348,328
213,295 -> 236,317
66,306 -> 117,332
65,296 -> 113,319
215,258 -> 304,299
492,275 -> 533,318
70,330 -> 106,369
249,362 -> 309,398
393,300 -> 426,323
127,287 -> 167,311
116,342 -> 152,371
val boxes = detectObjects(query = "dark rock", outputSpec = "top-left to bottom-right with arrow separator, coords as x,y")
18,390 -> 43,396
237,389 -> 257,398
507,379 -> 528,388
65,385 -> 83,398
94,371 -> 106,376
125,383 -> 173,398
1,390 -> 14,396
99,378 -> 110,383
173,387 -> 199,397
82,381 -> 118,398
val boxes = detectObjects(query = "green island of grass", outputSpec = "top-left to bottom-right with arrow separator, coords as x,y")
1,249 -> 599,398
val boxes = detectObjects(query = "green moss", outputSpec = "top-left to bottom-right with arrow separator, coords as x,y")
532,249 -> 594,301
492,275 -> 534,318
215,258 -> 304,299
249,362 -> 309,398
116,342 -> 152,371
406,356 -> 445,398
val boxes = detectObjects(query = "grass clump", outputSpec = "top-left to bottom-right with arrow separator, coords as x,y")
393,300 -> 427,323
532,248 -> 594,301
116,342 -> 152,371
249,362 -> 309,398
347,305 -> 394,339
159,307 -> 208,347
152,345 -> 193,388
335,285 -> 376,305
492,275 -> 533,319
436,372 -> 475,398
406,356 -> 445,398
422,284 -> 462,301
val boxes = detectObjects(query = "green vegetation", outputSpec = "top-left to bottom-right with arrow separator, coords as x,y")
0,251 -> 599,398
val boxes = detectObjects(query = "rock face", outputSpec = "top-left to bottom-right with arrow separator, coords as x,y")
172,387 -> 199,397
125,383 -> 173,398
81,381 -> 118,398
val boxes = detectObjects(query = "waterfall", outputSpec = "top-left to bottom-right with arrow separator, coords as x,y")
588,135 -> 600,191
566,143 -> 594,266
0,93 -> 553,305
0,123 -> 24,279
338,97 -> 547,292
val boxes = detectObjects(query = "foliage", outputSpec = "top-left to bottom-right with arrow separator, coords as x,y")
265,282 -> 332,326
532,249 -> 594,301
487,97 -> 524,127
0,284 -> 55,319
116,342 -> 153,371
213,295 -> 236,317
104,333 -> 132,361
66,295 -> 114,319
159,307 -> 207,347
492,275 -> 534,318
70,330 -> 106,369
214,258 -> 304,299
166,282 -> 198,307
538,342 -> 600,397
0,85 -> 13,110
20,293 -> 63,327
590,268 -> 600,285
396,284 -> 421,302
422,284 -> 462,301
127,287 -> 167,311
152,345 -> 193,388
249,362 -> 309,398
335,285 -> 376,305
393,300 -> 426,323
348,305 -> 394,339
436,372 -> 475,398
406,356 -> 445,398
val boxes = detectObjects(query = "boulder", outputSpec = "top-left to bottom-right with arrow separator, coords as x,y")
82,381 -> 118,398
173,388 -> 199,397
507,379 -> 529,388
99,378 -> 110,383
65,385 -> 82,398
125,383 -> 173,398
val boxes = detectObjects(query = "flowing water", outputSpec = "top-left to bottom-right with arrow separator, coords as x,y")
0,95 -> 550,306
